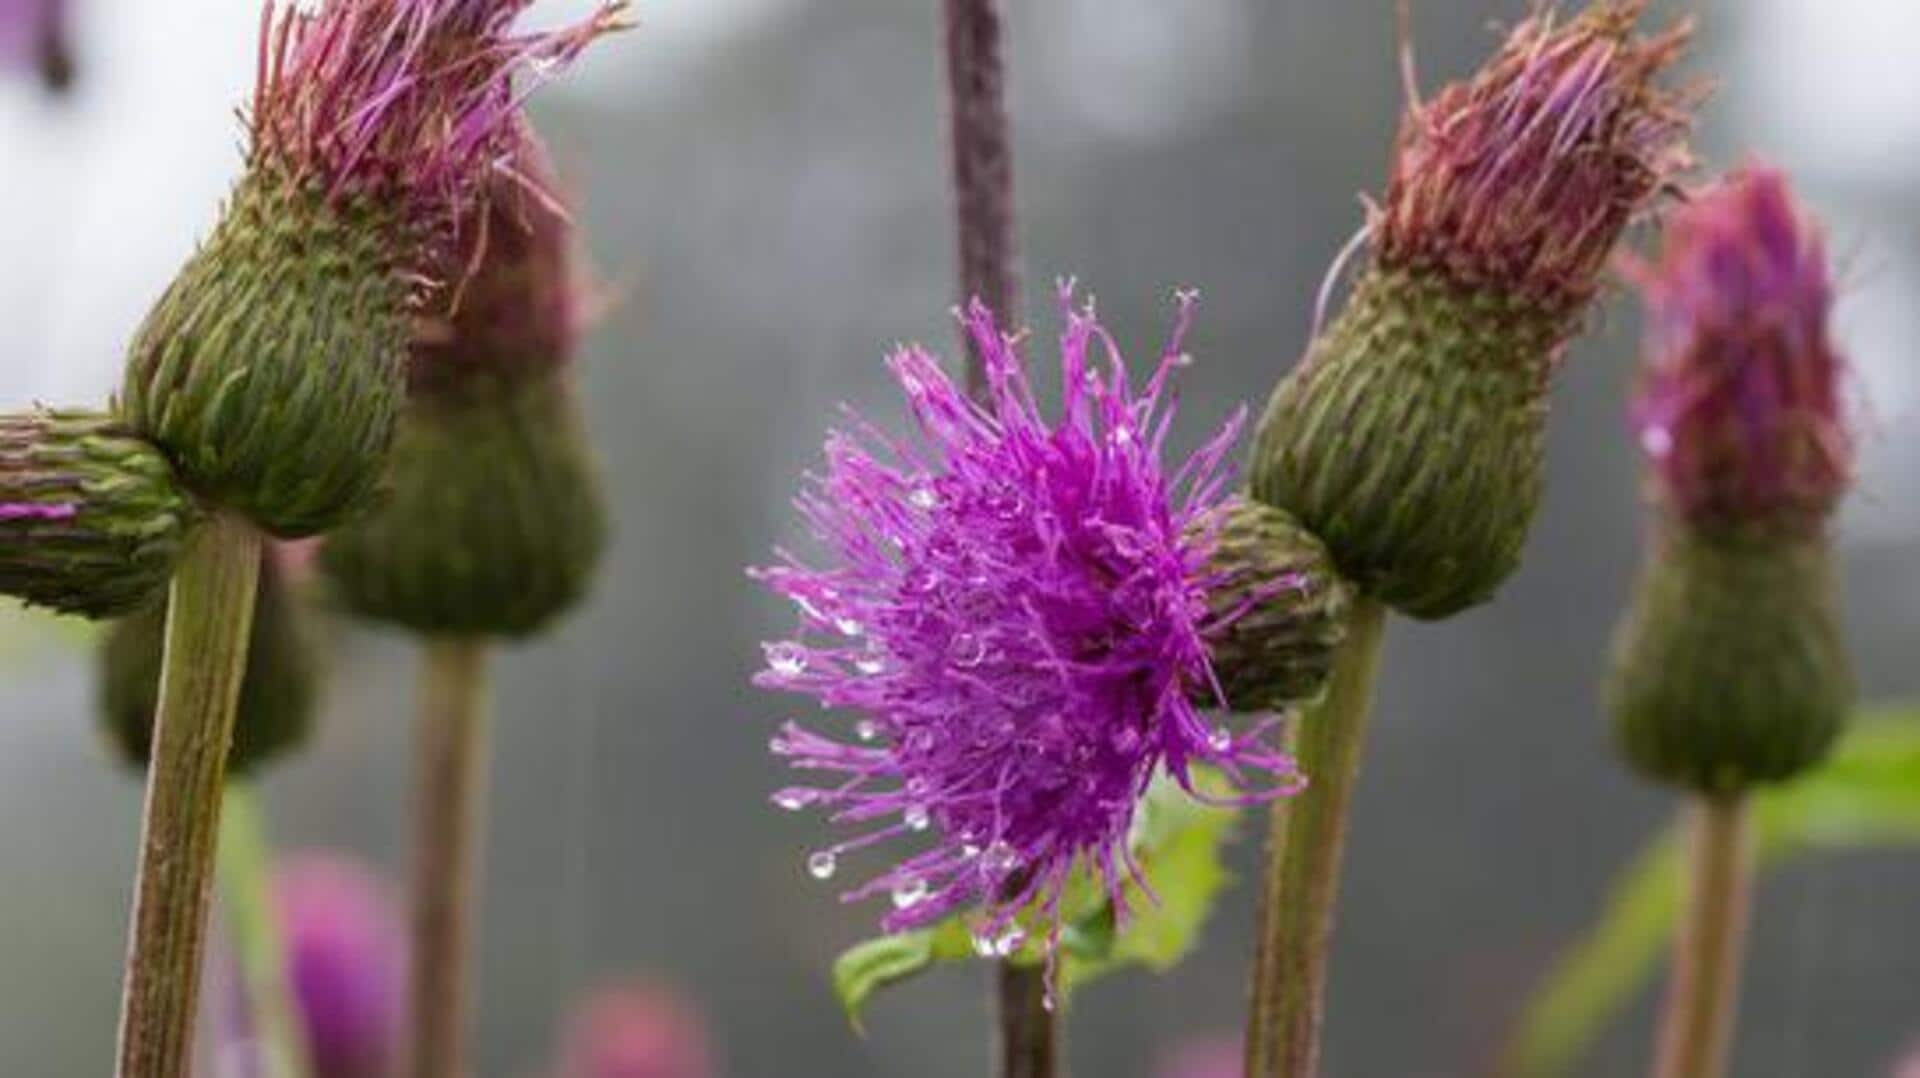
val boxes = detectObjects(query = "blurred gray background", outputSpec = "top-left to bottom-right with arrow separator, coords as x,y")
1,0 -> 1918,1074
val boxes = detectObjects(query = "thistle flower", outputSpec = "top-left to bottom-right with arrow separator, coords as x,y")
753,286 -> 1303,962
274,854 -> 406,1078
100,541 -> 322,774
0,0 -> 72,90
0,408 -> 198,618
1156,1035 -> 1242,1078
552,982 -> 714,1078
1609,169 -> 1854,793
119,0 -> 622,536
322,128 -> 606,637
1626,168 -> 1850,538
1251,0 -> 1694,618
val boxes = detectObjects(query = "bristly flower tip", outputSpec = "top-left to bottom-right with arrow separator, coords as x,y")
250,0 -> 626,252
752,284 -> 1304,969
1627,166 -> 1851,536
1377,0 -> 1696,312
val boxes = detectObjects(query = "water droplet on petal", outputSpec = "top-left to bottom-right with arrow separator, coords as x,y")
766,642 -> 806,677
910,485 -> 939,510
834,616 -> 864,638
855,656 -> 885,676
891,876 -> 930,909
1042,986 -> 1057,1012
904,804 -> 931,832
981,840 -> 1019,878
855,719 -> 880,742
1208,727 -> 1233,753
1641,425 -> 1674,458
772,789 -> 814,811
949,633 -> 987,668
992,926 -> 1027,957
972,929 -> 996,957
806,851 -> 838,880
768,734 -> 792,755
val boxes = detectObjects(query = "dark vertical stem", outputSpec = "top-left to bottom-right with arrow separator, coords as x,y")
941,1 -> 1046,1073
943,0 -> 1021,394
117,512 -> 263,1078
409,638 -> 492,1078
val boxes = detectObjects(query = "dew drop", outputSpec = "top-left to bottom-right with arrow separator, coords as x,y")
768,734 -> 792,755
806,851 -> 838,880
981,840 -> 1020,878
766,642 -> 806,677
891,876 -> 930,909
903,804 -> 931,832
1641,425 -> 1674,458
1042,986 -> 1058,1012
972,929 -> 996,957
1208,727 -> 1233,753
993,926 -> 1027,958
855,719 -> 880,742
948,632 -> 987,668
772,789 -> 815,811
910,485 -> 939,510
834,616 -> 865,638
855,656 -> 885,675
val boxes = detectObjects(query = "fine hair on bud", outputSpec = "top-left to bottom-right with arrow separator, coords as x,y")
117,0 -> 623,537
99,542 -> 323,775
0,409 -> 200,618
1251,0 -> 1694,619
1608,168 -> 1855,793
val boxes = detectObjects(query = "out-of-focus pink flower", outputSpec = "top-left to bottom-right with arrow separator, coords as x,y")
274,854 -> 406,1078
1156,1034 -> 1241,1078
553,982 -> 714,1078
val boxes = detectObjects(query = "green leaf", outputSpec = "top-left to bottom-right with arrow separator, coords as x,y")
825,767 -> 1242,1030
1503,710 -> 1920,1078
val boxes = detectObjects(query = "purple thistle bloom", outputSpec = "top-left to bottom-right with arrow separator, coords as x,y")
753,284 -> 1302,962
274,854 -> 405,1078
0,0 -> 70,89
1155,1034 -> 1242,1078
1377,0 -> 1695,313
250,0 -> 623,253
1626,167 -> 1851,535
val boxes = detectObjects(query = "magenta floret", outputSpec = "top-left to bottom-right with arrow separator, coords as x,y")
1628,167 -> 1851,533
753,284 -> 1302,959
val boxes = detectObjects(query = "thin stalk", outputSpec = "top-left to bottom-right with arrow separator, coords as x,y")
942,0 -> 1020,396
408,637 -> 492,1078
940,0 -> 1044,1073
1244,596 -> 1388,1078
117,511 -> 263,1078
1651,794 -> 1753,1078
217,783 -> 311,1078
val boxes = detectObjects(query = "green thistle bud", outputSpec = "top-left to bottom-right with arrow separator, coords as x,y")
1250,1 -> 1692,620
1193,497 -> 1353,713
98,544 -> 321,774
321,374 -> 606,638
1608,169 -> 1855,793
1610,530 -> 1849,793
0,409 -> 199,618
118,172 -> 411,537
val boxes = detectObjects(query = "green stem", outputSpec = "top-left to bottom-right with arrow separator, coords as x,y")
116,511 -> 263,1078
1244,596 -> 1388,1078
1651,795 -> 1753,1078
409,637 -> 492,1078
217,783 -> 310,1078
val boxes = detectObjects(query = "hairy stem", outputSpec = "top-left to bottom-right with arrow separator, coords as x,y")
943,0 -> 1020,394
117,511 -> 263,1078
1244,596 -> 1388,1078
1652,795 -> 1753,1078
409,638 -> 492,1078
217,783 -> 311,1078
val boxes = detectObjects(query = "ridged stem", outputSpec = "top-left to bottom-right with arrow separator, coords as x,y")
1244,596 -> 1388,1078
993,962 -> 1058,1078
409,638 -> 492,1078
217,783 -> 311,1078
1651,794 -> 1753,1078
116,511 -> 263,1078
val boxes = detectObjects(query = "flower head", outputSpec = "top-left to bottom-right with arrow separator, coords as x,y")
753,285 -> 1300,958
552,981 -> 714,1078
1156,1034 -> 1242,1078
0,0 -> 70,89
1377,0 -> 1694,312
273,854 -> 405,1078
250,0 -> 623,252
1627,167 -> 1850,536
410,120 -> 583,396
